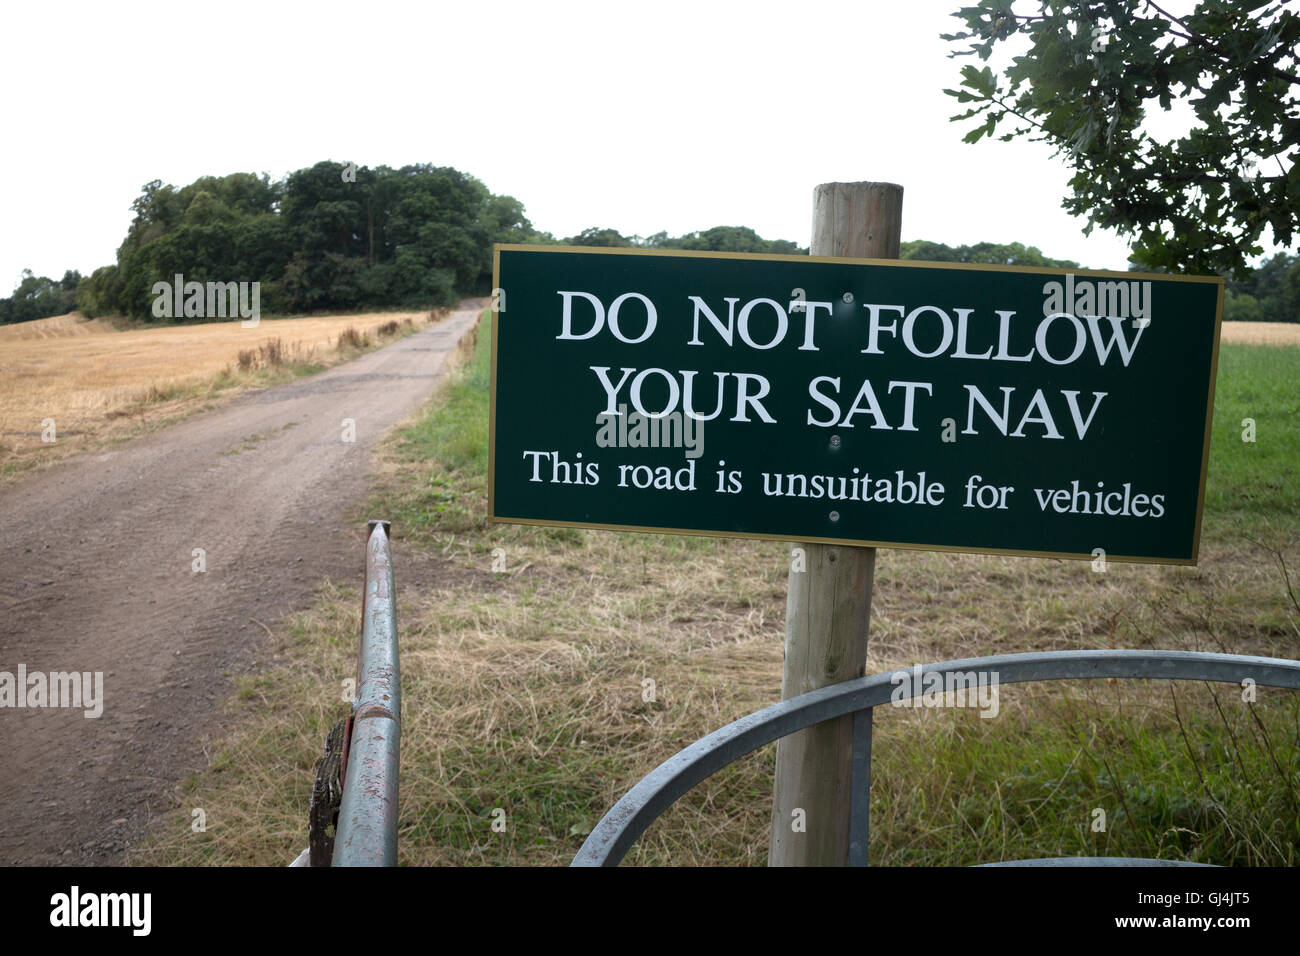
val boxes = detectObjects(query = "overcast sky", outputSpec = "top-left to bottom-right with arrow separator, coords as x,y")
1,0 -> 1282,293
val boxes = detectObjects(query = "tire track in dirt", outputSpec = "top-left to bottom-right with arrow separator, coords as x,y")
0,303 -> 480,865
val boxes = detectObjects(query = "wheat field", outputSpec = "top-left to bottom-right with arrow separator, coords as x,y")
1218,320 -> 1300,347
0,310 -> 434,476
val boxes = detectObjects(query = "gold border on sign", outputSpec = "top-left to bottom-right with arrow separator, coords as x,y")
487,244 -> 1225,566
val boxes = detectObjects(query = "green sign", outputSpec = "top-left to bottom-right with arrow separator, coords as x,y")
489,245 -> 1222,564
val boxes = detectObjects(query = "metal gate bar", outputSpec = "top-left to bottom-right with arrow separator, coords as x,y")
332,520 -> 401,866
572,649 -> 1300,867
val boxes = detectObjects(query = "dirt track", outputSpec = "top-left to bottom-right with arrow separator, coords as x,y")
0,303 -> 479,865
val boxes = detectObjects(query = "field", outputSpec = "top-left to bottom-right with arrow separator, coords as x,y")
127,311 -> 1300,867
1220,321 -> 1300,347
0,310 -> 436,479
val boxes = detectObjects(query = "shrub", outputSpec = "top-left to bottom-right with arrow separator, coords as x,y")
258,337 -> 285,367
337,326 -> 369,350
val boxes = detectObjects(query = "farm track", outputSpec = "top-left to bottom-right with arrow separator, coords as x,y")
0,302 -> 480,865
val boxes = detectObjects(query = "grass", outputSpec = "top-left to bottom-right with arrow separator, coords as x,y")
0,310 -> 437,483
130,316 -> 1300,866
1204,343 -> 1300,539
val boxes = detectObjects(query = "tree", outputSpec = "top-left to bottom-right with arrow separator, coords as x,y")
120,179 -> 184,257
1229,251 -> 1299,320
481,194 -> 534,247
0,269 -> 76,323
75,265 -> 124,318
943,0 -> 1299,278
900,238 -> 1080,269
565,227 -> 634,247
671,225 -> 804,255
1223,288 -> 1265,322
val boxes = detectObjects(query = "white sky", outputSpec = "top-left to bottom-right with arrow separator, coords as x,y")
1,0 -> 1287,294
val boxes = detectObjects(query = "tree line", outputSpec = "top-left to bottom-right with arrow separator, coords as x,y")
0,163 -> 809,325
1218,253 -> 1300,324
1,159 -> 1295,324
72,162 -> 532,320
0,269 -> 82,324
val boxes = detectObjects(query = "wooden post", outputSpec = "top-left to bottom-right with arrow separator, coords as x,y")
768,181 -> 903,866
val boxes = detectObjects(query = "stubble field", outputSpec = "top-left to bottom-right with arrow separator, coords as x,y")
0,310 -> 436,479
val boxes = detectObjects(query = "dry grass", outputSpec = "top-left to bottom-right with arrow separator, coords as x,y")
335,326 -> 371,350
0,311 -> 437,479
1220,321 -> 1300,347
